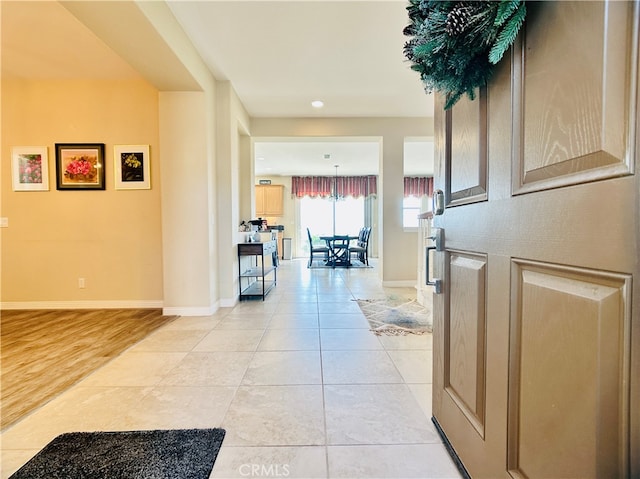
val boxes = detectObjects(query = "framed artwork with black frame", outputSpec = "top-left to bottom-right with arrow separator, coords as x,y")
55,143 -> 105,190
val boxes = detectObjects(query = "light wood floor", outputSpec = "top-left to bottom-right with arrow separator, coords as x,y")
1,309 -> 177,431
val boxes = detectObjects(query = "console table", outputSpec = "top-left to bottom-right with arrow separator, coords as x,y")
238,241 -> 277,300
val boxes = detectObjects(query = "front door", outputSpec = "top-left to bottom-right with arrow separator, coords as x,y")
431,2 -> 638,478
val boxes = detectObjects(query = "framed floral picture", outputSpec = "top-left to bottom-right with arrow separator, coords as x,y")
55,143 -> 105,190
11,146 -> 49,191
114,144 -> 151,190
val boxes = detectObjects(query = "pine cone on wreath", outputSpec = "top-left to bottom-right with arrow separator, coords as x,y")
445,3 -> 473,36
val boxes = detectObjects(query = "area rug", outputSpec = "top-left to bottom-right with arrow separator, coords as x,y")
356,294 -> 432,335
308,258 -> 372,268
9,428 -> 225,479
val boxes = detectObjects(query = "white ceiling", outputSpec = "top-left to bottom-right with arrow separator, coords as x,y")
2,1 -> 434,177
166,1 -> 433,119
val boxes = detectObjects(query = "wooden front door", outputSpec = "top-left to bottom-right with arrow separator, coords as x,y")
431,2 -> 638,478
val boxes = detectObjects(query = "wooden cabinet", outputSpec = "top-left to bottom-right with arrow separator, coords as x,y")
255,185 -> 284,217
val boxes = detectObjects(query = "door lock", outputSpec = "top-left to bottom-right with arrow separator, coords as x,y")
432,189 -> 445,216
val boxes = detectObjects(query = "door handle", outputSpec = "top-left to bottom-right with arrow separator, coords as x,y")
425,227 -> 444,294
425,246 -> 442,294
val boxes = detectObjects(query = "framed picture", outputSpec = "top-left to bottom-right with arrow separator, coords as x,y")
114,144 -> 150,190
55,143 -> 105,190
11,146 -> 49,191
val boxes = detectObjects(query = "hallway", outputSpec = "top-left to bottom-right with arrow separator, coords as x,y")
1,259 -> 461,478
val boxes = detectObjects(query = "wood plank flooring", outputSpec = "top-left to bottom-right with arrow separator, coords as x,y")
1,309 -> 177,431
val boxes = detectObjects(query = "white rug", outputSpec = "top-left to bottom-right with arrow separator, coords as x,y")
355,295 -> 432,336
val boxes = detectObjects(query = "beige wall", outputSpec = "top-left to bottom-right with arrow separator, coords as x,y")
135,0 -> 226,313
1,78 -> 162,307
159,91 -> 213,313
217,82 -> 251,306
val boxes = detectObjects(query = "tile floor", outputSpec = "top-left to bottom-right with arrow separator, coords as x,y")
1,259 -> 462,478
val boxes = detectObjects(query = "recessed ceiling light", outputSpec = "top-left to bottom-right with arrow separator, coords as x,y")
257,157 -> 265,161
311,100 -> 324,108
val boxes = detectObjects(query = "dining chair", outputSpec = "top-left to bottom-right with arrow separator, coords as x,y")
306,228 -> 330,268
348,228 -> 364,254
349,226 -> 371,265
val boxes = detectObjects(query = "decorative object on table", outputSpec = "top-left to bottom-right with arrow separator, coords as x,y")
356,293 -> 432,335
248,218 -> 263,230
55,143 -> 105,190
11,146 -> 49,191
9,428 -> 225,479
403,0 -> 526,109
114,144 -> 151,190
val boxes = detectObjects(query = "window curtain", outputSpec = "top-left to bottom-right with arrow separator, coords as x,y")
292,175 -> 377,198
404,177 -> 433,197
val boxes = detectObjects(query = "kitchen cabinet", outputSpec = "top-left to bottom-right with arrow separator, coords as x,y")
255,185 -> 284,216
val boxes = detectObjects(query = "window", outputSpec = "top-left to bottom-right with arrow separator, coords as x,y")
403,196 -> 422,228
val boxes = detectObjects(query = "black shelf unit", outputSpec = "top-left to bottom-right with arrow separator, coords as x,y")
238,241 -> 277,300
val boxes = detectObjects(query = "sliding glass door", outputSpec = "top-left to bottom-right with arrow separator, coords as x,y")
297,196 -> 364,257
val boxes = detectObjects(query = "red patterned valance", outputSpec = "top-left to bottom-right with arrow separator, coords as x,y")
292,175 -> 377,199
404,177 -> 433,197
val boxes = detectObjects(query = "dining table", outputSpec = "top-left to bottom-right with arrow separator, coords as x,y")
319,234 -> 359,267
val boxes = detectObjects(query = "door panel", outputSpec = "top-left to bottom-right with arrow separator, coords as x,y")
445,251 -> 487,437
514,1 -> 634,194
432,2 -> 639,478
447,89 -> 488,206
508,261 -> 631,479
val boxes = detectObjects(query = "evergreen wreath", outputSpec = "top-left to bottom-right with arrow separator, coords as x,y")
403,0 -> 526,109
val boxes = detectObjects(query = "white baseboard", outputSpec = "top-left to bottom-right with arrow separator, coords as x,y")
162,303 -> 220,317
1,300 -> 225,318
0,300 -> 164,310
219,297 -> 239,308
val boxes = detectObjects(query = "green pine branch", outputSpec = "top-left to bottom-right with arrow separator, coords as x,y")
488,3 -> 526,64
494,0 -> 522,27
